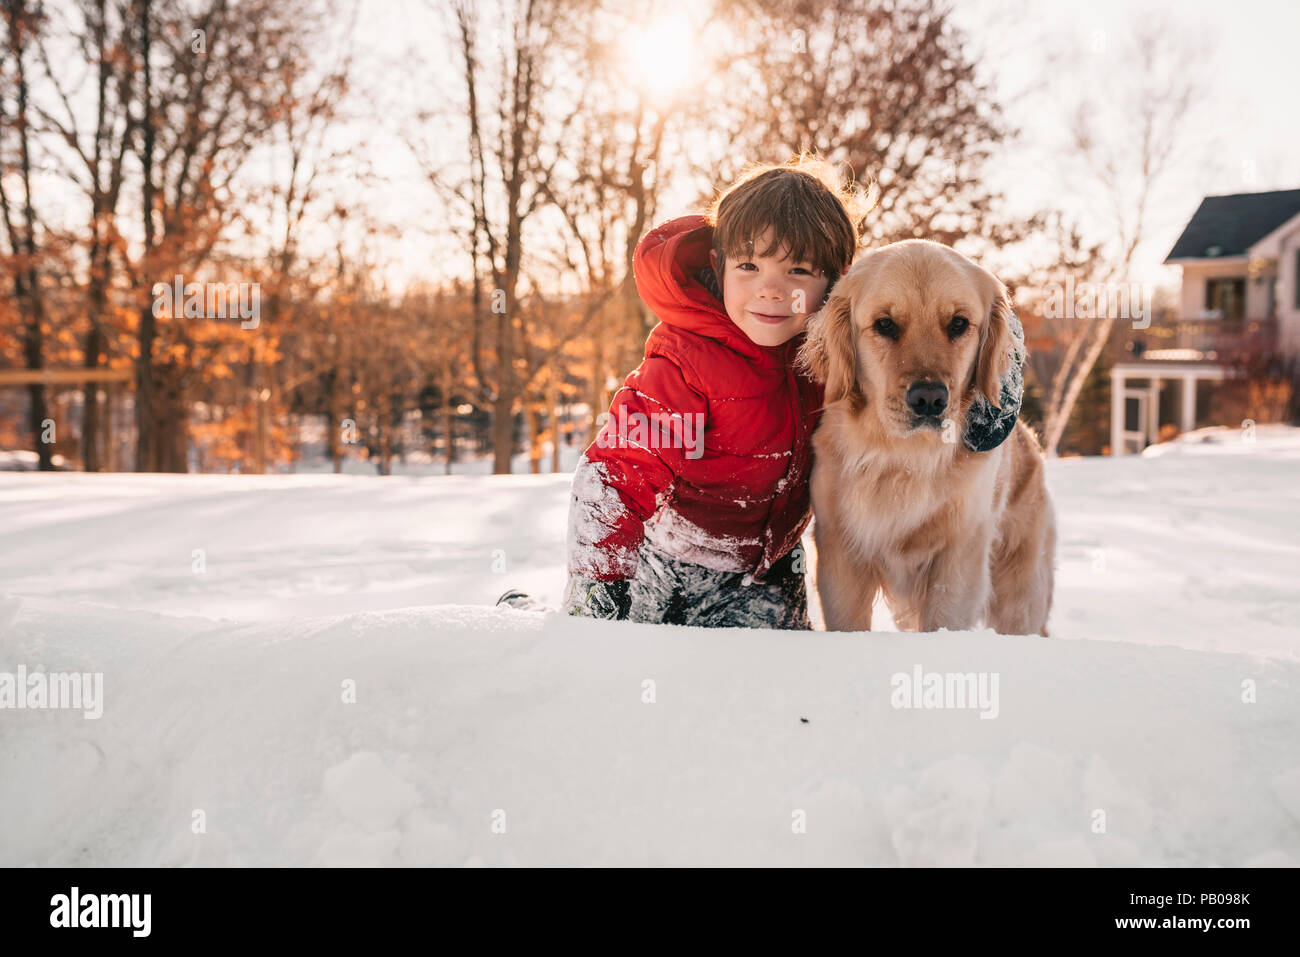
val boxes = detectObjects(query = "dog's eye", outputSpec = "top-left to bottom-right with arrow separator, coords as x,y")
948,316 -> 970,338
874,317 -> 899,339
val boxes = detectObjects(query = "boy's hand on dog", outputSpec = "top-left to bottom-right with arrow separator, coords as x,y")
562,576 -> 631,620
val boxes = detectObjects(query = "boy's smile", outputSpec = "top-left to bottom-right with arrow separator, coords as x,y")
710,229 -> 831,348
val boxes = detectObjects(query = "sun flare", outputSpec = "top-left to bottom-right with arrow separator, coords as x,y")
618,13 -> 697,104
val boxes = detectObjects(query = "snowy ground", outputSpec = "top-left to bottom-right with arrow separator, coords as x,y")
0,425 -> 1298,865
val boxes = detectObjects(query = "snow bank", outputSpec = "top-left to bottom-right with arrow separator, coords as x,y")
1141,423 -> 1300,458
1,428 -> 1298,865
2,598 -> 1295,866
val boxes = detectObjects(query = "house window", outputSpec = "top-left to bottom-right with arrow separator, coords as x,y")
1205,277 -> 1245,320
1295,249 -> 1300,310
1124,396 -> 1142,432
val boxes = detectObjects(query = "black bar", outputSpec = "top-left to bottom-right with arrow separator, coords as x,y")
0,866 -> 1284,944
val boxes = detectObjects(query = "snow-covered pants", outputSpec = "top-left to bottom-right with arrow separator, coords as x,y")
626,542 -> 810,629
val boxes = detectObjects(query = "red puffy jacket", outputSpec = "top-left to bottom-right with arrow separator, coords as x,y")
567,215 -> 823,584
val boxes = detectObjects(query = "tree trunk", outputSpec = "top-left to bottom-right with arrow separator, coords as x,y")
15,278 -> 47,470
103,383 -> 118,471
153,363 -> 188,472
254,384 -> 268,473
442,402 -> 454,475
135,303 -> 157,470
1044,316 -> 1116,456
24,383 -> 50,468
491,392 -> 514,474
19,277 -> 50,467
526,402 -> 541,474
135,0 -> 157,471
324,369 -> 342,473
587,300 -> 608,446
1,0 -> 52,469
251,349 -> 267,473
82,324 -> 104,471
549,381 -> 561,473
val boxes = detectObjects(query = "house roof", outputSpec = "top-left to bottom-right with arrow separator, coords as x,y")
1165,188 -> 1300,261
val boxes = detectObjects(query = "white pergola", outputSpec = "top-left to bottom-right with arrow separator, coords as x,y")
1109,360 -> 1231,454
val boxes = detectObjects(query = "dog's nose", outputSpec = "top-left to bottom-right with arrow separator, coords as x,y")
906,381 -> 949,417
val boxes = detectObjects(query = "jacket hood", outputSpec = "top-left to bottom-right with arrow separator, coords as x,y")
633,215 -> 793,369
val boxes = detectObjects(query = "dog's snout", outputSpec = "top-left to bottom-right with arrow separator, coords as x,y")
906,381 -> 949,417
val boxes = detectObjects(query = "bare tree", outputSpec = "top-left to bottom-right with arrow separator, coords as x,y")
0,0 -> 53,468
34,0 -> 137,471
128,0 -> 325,471
565,27 -> 682,440
1036,18 -> 1205,456
428,0 -> 589,473
708,0 -> 1036,252
251,10 -> 351,472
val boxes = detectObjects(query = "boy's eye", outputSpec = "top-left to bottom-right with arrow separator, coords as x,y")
736,262 -> 818,274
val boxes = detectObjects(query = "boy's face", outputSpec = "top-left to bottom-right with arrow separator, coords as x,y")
710,230 -> 831,348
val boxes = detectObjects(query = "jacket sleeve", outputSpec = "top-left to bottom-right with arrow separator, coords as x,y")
567,355 -> 709,581
963,310 -> 1027,453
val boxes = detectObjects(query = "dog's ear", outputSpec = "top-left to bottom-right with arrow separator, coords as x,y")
798,282 -> 862,410
975,280 -> 1014,409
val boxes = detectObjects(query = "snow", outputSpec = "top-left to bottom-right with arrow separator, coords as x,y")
642,504 -> 762,573
1,426 -> 1298,865
566,454 -> 641,581
1140,422 -> 1300,458
0,450 -> 69,471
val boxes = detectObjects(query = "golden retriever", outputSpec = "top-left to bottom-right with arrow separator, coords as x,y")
798,240 -> 1055,636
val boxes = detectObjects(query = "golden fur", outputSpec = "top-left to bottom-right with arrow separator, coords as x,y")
798,239 -> 1056,635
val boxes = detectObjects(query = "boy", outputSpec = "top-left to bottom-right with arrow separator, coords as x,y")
510,157 -> 1023,627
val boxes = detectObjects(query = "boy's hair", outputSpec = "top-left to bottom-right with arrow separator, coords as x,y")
706,154 -> 873,296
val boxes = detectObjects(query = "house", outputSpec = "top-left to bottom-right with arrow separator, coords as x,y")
1110,188 -> 1300,454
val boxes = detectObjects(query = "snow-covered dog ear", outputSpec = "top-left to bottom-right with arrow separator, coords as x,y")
798,281 -> 863,411
974,278 -> 1014,409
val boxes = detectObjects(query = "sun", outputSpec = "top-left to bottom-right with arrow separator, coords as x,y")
618,13 -> 697,105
